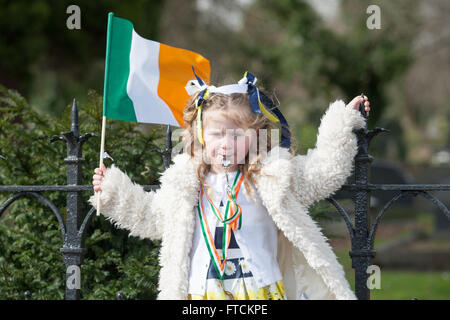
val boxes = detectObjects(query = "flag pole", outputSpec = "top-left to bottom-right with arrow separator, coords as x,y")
97,12 -> 114,216
96,116 -> 106,216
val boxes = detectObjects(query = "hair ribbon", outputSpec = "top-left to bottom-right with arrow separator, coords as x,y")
186,67 -> 291,148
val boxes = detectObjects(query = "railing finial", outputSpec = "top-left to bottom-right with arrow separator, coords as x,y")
71,98 -> 79,139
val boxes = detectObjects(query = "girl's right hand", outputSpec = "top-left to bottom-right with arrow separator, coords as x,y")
92,163 -> 107,192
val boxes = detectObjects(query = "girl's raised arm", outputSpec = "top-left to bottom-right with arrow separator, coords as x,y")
290,99 -> 367,208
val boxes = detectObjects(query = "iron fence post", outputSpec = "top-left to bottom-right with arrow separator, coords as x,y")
350,127 -> 373,300
53,99 -> 95,300
350,124 -> 387,300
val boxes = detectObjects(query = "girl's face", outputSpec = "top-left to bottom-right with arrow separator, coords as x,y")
202,110 -> 254,170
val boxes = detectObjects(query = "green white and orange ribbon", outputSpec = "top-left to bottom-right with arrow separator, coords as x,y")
197,170 -> 244,279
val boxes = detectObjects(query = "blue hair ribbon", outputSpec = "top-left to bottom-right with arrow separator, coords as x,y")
244,71 -> 291,149
192,66 -> 209,107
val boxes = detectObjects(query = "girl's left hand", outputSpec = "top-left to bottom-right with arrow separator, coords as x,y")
347,95 -> 371,117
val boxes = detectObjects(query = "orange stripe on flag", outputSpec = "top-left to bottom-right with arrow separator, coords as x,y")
158,43 -> 210,128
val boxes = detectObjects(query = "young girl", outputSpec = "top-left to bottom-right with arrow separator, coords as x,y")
90,72 -> 370,300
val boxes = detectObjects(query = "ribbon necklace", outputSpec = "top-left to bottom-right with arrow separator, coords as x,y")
197,169 -> 244,279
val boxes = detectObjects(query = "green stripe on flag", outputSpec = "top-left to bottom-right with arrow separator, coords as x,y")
103,13 -> 137,122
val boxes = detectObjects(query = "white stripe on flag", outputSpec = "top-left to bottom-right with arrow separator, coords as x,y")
127,30 -> 179,126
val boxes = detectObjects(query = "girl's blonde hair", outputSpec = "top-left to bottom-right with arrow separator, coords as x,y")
181,91 -> 295,203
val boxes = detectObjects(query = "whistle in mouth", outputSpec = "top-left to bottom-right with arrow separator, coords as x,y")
222,156 -> 231,168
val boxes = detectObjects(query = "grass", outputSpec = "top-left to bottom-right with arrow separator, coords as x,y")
367,271 -> 450,300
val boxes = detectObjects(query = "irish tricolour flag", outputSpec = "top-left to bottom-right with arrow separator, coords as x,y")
96,13 -> 210,216
103,12 -> 211,128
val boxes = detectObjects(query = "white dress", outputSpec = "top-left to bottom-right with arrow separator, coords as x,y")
188,170 -> 287,300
